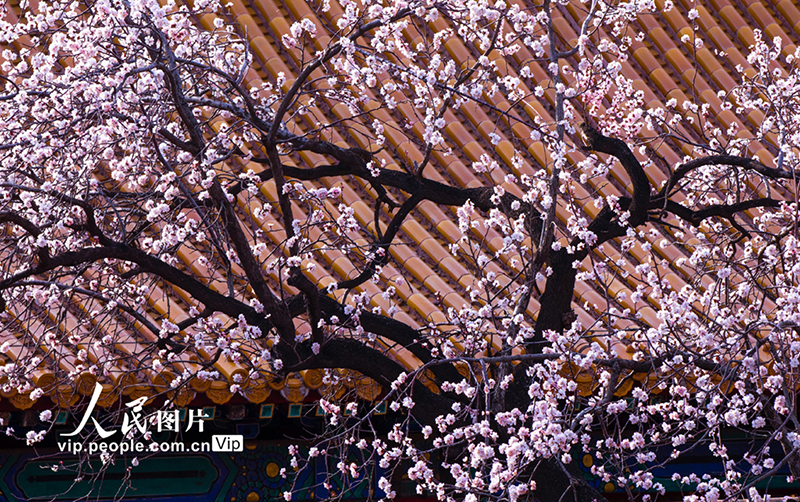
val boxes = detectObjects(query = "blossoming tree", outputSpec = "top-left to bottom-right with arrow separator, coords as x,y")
1,0 -> 800,500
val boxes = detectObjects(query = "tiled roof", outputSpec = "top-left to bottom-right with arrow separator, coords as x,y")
1,0 -> 797,409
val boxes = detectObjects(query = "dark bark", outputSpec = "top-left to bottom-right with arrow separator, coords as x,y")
661,154 -> 794,198
579,123 -> 650,226
0,242 -> 272,332
315,295 -> 464,385
209,179 -> 296,339
657,197 -> 780,227
240,156 -> 545,243
531,458 -> 602,502
289,337 -> 454,426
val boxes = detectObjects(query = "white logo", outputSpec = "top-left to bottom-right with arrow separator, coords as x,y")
55,383 -> 220,456
62,383 -> 209,439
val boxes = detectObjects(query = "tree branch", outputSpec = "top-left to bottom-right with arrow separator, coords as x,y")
661,155 -> 794,198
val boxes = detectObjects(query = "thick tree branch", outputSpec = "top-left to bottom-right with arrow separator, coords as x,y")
208,179 -> 295,339
316,295 -> 463,385
661,155 -> 794,198
657,197 -> 781,226
0,243 -> 271,331
242,157 -> 544,242
0,211 -> 49,265
579,123 -> 651,225
289,337 -> 454,424
338,192 -> 423,290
